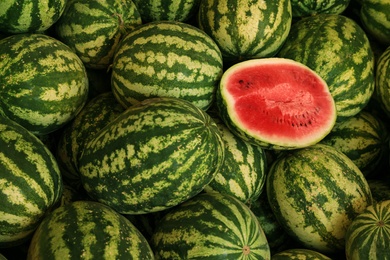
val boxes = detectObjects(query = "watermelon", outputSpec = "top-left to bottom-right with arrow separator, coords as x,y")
0,115 -> 63,248
266,144 -> 373,254
0,0 -> 66,34
271,248 -> 332,259
290,0 -> 350,17
150,192 -> 271,259
0,33 -> 89,135
375,46 -> 390,117
277,14 -> 375,122
360,0 -> 390,46
345,200 -> 390,259
111,20 -> 223,110
56,92 -> 125,188
320,110 -> 389,175
197,0 -> 292,62
216,57 -> 337,150
133,0 -> 201,23
203,112 -> 267,204
54,0 -> 142,69
78,97 -> 225,214
27,200 -> 154,259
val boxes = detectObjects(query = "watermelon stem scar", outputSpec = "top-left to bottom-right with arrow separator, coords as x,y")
216,58 -> 337,150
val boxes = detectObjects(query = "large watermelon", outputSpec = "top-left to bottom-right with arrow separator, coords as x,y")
150,192 -> 271,259
345,199 -> 390,259
277,14 -> 375,122
197,0 -> 292,63
111,20 -> 223,110
55,0 -> 142,69
27,200 -> 154,259
0,0 -> 66,34
0,33 -> 89,135
215,57 -> 337,150
78,97 -> 225,214
0,115 -> 63,248
266,144 -> 373,254
360,0 -> 390,46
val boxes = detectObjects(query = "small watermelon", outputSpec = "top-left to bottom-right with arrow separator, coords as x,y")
290,0 -> 350,17
216,57 -> 337,150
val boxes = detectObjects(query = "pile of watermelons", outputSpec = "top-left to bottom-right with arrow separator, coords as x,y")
1,0 -> 389,259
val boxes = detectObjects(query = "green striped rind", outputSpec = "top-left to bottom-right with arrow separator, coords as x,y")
56,92 -> 125,188
111,20 -> 223,110
55,0 -> 142,69
0,115 -> 63,248
27,201 -> 154,259
0,0 -> 66,33
204,114 -> 267,204
290,0 -> 350,17
151,192 -> 270,259
0,33 -> 89,135
197,0 -> 292,62
277,14 -> 375,122
78,97 -> 225,214
320,110 -> 389,175
266,144 -> 373,254
345,200 -> 390,260
133,0 -> 201,22
360,0 -> 390,46
271,248 -> 332,259
375,46 -> 390,117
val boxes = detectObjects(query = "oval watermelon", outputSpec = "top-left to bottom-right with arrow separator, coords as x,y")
0,115 -> 63,248
216,57 -> 337,150
266,144 -> 373,254
78,97 -> 225,214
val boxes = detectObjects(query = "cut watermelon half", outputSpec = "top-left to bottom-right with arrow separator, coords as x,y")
216,58 -> 337,150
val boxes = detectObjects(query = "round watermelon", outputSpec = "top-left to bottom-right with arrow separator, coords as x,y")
0,33 -> 89,135
27,200 -> 154,259
111,20 -> 223,110
197,0 -> 292,62
216,57 -> 337,150
360,0 -> 390,46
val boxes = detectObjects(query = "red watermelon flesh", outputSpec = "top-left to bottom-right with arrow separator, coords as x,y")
219,58 -> 337,149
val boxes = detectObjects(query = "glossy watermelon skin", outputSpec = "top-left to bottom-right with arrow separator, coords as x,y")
320,110 -> 389,175
345,200 -> 390,260
78,97 -> 225,215
0,115 -> 63,248
0,33 -> 89,135
277,14 -> 375,122
0,0 -> 66,33
27,201 -> 154,259
133,0 -> 201,23
204,113 -> 267,204
271,248 -> 332,259
55,0 -> 142,69
56,92 -> 125,188
266,144 -> 373,254
151,192 -> 271,259
197,0 -> 292,62
111,20 -> 223,110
